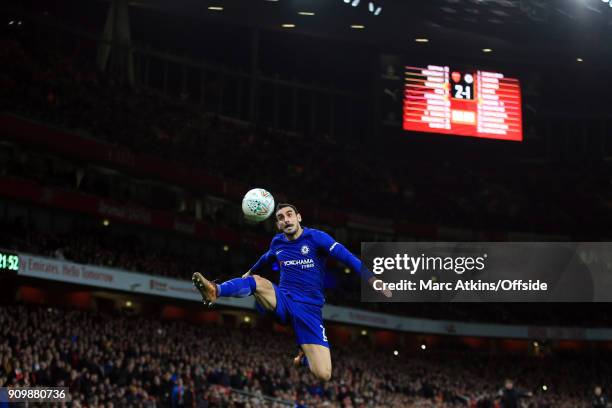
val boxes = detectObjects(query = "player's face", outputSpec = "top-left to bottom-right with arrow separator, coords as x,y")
276,207 -> 302,235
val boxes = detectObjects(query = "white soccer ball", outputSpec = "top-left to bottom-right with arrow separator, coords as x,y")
242,188 -> 275,222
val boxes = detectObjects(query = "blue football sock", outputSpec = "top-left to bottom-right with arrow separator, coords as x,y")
217,276 -> 257,298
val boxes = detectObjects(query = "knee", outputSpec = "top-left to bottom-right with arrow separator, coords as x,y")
252,274 -> 264,287
252,275 -> 271,290
311,366 -> 332,382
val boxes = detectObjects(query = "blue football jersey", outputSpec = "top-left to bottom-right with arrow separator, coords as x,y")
250,227 -> 363,306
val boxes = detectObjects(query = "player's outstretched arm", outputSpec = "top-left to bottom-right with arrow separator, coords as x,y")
313,230 -> 392,298
244,250 -> 274,277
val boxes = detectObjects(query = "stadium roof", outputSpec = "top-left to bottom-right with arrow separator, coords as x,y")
131,0 -> 612,67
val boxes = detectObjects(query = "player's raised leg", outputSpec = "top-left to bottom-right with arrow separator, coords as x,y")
192,272 -> 276,310
249,274 -> 277,311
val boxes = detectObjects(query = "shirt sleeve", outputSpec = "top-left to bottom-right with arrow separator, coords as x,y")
312,230 -> 374,281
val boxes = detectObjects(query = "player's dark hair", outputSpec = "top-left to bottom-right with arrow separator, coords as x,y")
276,203 -> 299,214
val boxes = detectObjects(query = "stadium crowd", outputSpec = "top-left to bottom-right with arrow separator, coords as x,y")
1,305 -> 610,407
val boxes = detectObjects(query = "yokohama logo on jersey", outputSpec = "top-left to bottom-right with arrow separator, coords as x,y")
283,259 -> 315,268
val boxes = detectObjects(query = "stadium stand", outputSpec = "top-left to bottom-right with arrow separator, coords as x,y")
2,26 -> 611,238
1,305 -> 611,407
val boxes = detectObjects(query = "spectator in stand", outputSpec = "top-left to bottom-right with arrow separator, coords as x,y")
498,379 -> 532,408
592,386 -> 610,408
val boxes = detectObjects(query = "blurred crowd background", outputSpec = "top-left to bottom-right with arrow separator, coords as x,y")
1,305 -> 610,408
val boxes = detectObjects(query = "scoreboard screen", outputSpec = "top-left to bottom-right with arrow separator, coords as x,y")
403,65 -> 523,141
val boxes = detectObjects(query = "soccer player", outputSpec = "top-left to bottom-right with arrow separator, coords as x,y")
192,203 -> 390,381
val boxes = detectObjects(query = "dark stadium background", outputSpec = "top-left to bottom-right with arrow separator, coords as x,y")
1,0 -> 612,406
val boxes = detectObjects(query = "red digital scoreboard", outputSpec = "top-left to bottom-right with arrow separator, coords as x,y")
403,65 -> 523,141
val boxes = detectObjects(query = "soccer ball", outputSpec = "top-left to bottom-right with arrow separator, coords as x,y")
242,188 -> 275,222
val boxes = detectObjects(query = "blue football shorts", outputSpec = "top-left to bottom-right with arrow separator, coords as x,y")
255,283 -> 329,348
